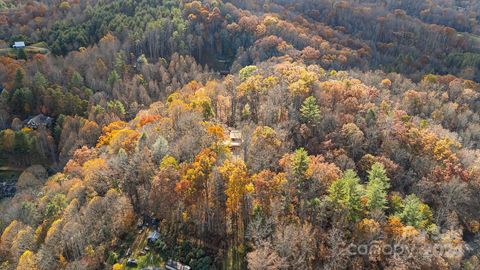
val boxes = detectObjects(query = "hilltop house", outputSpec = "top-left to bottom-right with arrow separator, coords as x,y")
12,41 -> 26,48
216,56 -> 231,75
224,129 -> 243,159
25,114 -> 53,129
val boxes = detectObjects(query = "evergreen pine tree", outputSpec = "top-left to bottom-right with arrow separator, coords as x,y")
368,162 -> 390,189
16,48 -> 27,60
365,162 -> 390,212
300,96 -> 321,126
291,148 -> 310,182
399,194 -> 433,229
33,72 -> 48,90
14,68 -> 25,89
108,70 -> 120,88
70,71 -> 84,88
328,170 -> 364,221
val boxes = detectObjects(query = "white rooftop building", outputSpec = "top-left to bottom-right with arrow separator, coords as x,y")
12,41 -> 25,48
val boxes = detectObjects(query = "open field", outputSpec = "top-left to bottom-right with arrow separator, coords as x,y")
0,46 -> 50,57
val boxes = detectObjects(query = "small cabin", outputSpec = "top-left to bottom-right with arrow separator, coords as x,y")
216,56 -> 231,75
225,129 -> 243,159
166,259 -> 191,270
12,41 -> 26,49
26,114 -> 53,129
229,130 -> 242,148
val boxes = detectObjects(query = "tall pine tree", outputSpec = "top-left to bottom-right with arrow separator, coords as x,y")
327,170 -> 364,222
300,96 -> 321,127
365,162 -> 390,213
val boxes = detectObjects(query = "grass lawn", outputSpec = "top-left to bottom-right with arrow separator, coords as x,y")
125,253 -> 164,269
0,46 -> 50,57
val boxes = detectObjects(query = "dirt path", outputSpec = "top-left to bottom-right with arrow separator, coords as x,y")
131,229 -> 148,256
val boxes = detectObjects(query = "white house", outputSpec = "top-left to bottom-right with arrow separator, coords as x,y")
166,259 -> 191,270
12,41 -> 26,48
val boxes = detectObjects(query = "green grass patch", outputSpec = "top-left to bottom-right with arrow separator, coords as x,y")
0,48 -> 16,57
0,46 -> 49,58
25,47 -> 49,54
30,41 -> 48,48
125,252 -> 164,270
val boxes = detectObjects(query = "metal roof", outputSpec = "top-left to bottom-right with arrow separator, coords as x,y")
147,231 -> 160,241
166,259 -> 191,270
229,130 -> 242,140
27,114 -> 52,126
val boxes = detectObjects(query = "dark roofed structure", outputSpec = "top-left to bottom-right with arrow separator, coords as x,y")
26,114 -> 53,129
216,56 -> 232,75
126,258 -> 138,267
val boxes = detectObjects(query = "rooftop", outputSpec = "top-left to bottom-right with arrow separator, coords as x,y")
229,130 -> 242,140
26,114 -> 53,127
13,41 -> 25,47
166,259 -> 191,270
147,230 -> 160,243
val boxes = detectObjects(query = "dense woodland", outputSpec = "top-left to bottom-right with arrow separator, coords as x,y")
1,0 -> 480,269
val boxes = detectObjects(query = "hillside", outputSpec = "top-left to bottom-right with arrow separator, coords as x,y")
1,1 -> 480,270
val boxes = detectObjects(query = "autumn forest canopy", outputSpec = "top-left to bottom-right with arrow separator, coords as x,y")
2,0 -> 480,269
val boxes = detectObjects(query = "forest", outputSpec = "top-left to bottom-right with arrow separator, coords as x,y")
1,0 -> 480,269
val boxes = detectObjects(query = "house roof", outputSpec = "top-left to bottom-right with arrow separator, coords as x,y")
166,259 -> 191,270
147,231 -> 160,241
230,141 -> 241,147
230,130 -> 242,140
13,41 -> 25,47
27,114 -> 53,126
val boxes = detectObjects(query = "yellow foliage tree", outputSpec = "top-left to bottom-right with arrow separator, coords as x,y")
252,126 -> 281,147
97,121 -> 128,147
288,70 -> 317,96
16,250 -> 38,270
176,148 -> 218,232
191,94 -> 215,119
219,159 -> 254,262
219,159 -> 253,214
82,158 -> 107,178
1,129 -> 15,152
108,128 -> 140,153
112,263 -> 124,270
